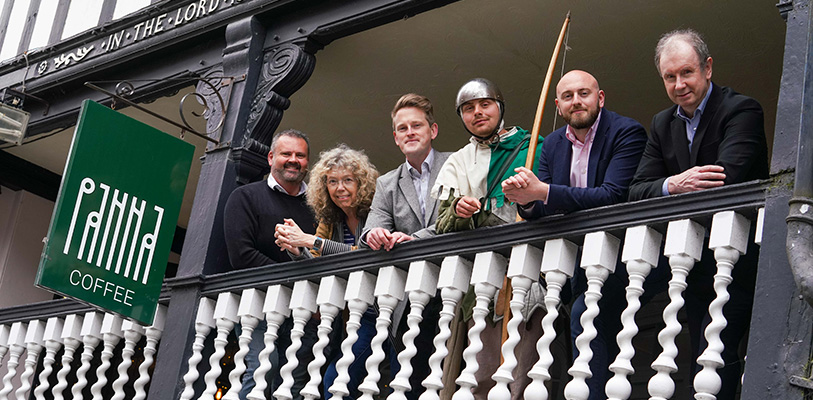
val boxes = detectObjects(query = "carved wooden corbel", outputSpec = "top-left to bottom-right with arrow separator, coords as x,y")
235,43 -> 316,184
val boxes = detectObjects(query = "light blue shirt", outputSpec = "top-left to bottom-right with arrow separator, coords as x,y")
661,82 -> 714,196
406,149 -> 435,222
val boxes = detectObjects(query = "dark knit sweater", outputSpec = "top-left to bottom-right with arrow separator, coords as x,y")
224,180 -> 317,269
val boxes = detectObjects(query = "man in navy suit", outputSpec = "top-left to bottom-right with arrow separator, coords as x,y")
502,70 -> 648,400
502,70 -> 646,216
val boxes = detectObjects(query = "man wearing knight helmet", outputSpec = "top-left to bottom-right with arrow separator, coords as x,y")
433,78 -> 544,233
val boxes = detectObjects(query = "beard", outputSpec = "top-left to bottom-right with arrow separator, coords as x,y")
564,106 -> 600,130
272,162 -> 306,183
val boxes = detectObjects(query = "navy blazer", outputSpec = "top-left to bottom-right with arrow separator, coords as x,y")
629,84 -> 769,200
520,109 -> 647,219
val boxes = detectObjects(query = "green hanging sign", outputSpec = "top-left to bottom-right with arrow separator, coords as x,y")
36,100 -> 194,325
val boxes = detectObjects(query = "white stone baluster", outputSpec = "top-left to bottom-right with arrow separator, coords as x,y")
72,312 -> 104,400
53,314 -> 83,400
133,305 -> 167,400
391,261 -> 441,400
328,271 -> 376,400
302,276 -> 347,400
0,322 -> 27,400
694,211 -> 749,400
200,293 -> 241,400
606,226 -> 663,400
91,314 -> 124,399
357,266 -> 407,400
453,251 -> 508,400
273,281 -> 318,400
489,244 -> 543,400
0,325 -> 9,364
34,318 -> 64,400
111,319 -> 145,400
648,219 -> 704,400
247,285 -> 292,400
564,231 -> 620,400
180,298 -> 216,400
420,256 -> 473,400
15,320 -> 45,400
223,289 -> 266,400
756,207 -> 765,246
525,239 -> 578,400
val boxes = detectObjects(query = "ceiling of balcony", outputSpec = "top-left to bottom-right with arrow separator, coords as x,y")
2,0 -> 788,229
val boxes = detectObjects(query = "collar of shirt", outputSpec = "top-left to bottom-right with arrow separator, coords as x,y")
469,126 -> 519,147
564,109 -> 602,190
565,108 -> 602,147
267,174 -> 307,196
676,82 -> 714,149
407,148 -> 435,178
676,81 -> 713,121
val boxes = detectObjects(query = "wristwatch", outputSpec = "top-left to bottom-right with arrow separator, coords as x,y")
312,237 -> 323,252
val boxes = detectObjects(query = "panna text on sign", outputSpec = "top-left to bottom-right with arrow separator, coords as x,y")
63,177 -> 164,286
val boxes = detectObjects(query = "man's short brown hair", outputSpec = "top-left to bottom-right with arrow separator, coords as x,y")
391,93 -> 436,128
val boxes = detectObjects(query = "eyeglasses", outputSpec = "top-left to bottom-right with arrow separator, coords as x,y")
327,177 -> 356,188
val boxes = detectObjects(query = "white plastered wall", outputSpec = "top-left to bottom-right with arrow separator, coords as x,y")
0,186 -> 56,308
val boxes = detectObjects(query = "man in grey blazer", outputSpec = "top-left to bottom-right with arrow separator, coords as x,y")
362,93 -> 450,250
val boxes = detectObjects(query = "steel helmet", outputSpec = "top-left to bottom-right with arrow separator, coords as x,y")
454,78 -> 505,115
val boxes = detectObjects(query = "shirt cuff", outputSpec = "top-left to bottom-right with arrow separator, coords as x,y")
661,177 -> 671,196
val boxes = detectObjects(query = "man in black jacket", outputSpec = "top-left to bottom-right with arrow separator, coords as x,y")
629,29 -> 768,400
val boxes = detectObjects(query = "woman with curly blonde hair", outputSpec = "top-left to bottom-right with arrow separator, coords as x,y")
276,143 -> 378,257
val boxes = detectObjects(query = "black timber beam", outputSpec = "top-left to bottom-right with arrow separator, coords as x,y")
0,150 -> 61,201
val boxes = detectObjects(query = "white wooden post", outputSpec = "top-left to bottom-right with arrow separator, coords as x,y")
525,238 -> 578,400
133,305 -> 167,400
489,244 -> 543,400
53,314 -> 83,400
648,219 -> 704,400
391,261 -> 441,400
564,232 -> 620,400
273,280 -> 318,400
91,314 -> 124,399
200,293 -> 241,400
72,312 -> 104,400
224,289 -> 266,400
34,317 -> 64,400
453,251 -> 508,400
420,256 -> 472,400
694,211 -> 749,400
111,319 -> 145,400
328,271 -> 376,400
0,325 -> 9,364
302,276 -> 347,400
0,322 -> 27,400
16,320 -> 45,400
247,285 -> 292,400
606,226 -> 662,400
180,298 -> 216,400
358,266 -> 407,400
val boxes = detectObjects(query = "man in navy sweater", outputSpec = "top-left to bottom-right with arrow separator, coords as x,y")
224,129 -> 318,400
225,129 -> 316,269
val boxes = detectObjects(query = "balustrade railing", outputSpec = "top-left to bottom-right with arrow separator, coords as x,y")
0,182 -> 767,400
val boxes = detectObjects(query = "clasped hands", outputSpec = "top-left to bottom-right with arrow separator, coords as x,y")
274,218 -> 314,257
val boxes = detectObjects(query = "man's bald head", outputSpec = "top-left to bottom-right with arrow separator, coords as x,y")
556,70 -> 600,99
555,70 -> 605,133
